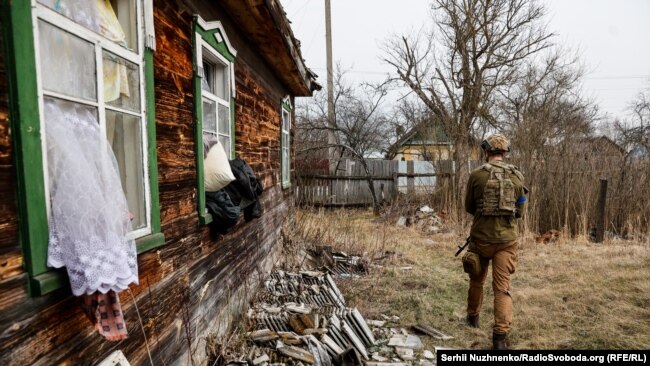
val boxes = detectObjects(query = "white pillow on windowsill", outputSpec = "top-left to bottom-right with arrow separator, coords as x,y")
204,141 -> 235,192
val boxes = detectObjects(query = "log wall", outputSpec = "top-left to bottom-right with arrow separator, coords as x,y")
0,0 -> 295,364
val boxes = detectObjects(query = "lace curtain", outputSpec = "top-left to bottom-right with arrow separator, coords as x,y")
45,97 -> 138,296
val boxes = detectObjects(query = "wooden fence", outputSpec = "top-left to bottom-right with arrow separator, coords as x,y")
295,159 -> 456,206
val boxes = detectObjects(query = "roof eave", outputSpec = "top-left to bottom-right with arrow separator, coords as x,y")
219,0 -> 321,96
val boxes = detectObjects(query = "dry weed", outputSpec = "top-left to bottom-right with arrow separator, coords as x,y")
288,208 -> 650,350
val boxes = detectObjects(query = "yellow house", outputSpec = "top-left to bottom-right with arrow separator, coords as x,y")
387,122 -> 480,161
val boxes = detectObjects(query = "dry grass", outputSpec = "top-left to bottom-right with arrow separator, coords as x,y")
287,207 -> 650,350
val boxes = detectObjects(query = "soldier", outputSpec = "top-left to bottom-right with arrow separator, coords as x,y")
463,133 -> 528,350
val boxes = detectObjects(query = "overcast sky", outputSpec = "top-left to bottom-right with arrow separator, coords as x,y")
284,0 -> 650,123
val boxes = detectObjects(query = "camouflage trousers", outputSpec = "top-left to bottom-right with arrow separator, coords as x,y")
466,239 -> 518,335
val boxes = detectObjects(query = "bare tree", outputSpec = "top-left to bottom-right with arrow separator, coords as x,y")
383,0 -> 554,206
296,67 -> 391,215
496,52 -> 598,233
499,51 -> 595,164
619,88 -> 650,152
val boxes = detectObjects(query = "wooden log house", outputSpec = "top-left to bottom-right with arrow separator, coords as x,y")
0,0 -> 319,364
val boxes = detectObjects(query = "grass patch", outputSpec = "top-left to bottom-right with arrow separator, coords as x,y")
287,207 -> 650,350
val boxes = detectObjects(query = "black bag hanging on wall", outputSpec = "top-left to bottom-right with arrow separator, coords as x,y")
223,158 -> 264,222
205,190 -> 240,234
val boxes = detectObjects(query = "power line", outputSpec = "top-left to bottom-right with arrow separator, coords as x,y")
585,75 -> 650,80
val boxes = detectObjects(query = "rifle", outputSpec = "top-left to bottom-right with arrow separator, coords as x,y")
454,236 -> 471,257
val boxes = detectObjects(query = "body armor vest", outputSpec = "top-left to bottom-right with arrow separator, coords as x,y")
477,161 -> 521,216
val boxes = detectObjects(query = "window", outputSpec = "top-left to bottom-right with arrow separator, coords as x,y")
202,55 -> 232,159
193,17 -> 237,224
3,0 -> 163,296
281,97 -> 292,188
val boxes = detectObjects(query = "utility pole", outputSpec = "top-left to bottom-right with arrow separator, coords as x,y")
325,0 -> 336,175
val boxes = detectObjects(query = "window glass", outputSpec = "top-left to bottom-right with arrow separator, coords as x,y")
38,20 -> 97,101
201,61 -> 214,93
202,53 -> 229,99
106,110 -> 146,229
38,0 -> 137,51
218,104 -> 230,135
203,99 -> 217,133
218,135 -> 231,159
282,109 -> 290,131
104,51 -> 141,112
44,96 -> 98,130
281,108 -> 291,185
215,63 -> 229,100
282,149 -> 289,182
37,4 -> 149,235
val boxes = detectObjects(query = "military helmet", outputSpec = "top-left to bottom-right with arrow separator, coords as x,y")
481,133 -> 511,153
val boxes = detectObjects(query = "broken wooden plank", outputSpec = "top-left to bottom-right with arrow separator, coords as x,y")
412,324 -> 454,341
302,328 -> 328,335
277,345 -> 315,364
253,354 -> 270,365
285,303 -> 311,314
277,331 -> 303,346
248,329 -> 279,342
289,315 -> 307,334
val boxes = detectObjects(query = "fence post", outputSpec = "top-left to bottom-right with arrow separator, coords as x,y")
407,160 -> 414,195
595,178 -> 608,243
392,172 -> 399,200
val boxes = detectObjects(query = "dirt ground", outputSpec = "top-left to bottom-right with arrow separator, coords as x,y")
286,208 -> 650,350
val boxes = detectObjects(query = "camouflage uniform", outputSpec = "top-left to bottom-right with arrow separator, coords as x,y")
464,153 -> 527,342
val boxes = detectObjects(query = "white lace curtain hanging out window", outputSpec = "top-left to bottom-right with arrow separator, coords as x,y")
45,98 -> 138,296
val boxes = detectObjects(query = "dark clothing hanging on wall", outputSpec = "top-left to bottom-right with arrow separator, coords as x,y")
204,158 -> 264,233
205,190 -> 240,234
223,158 -> 263,222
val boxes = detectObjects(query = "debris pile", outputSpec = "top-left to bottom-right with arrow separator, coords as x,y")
247,270 -> 375,365
396,206 -> 447,235
237,270 -> 453,366
300,247 -> 369,278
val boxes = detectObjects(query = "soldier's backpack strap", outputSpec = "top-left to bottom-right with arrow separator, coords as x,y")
508,164 -> 524,182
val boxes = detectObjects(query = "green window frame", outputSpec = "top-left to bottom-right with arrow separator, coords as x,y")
192,16 -> 237,225
281,96 -> 292,189
1,1 -> 164,297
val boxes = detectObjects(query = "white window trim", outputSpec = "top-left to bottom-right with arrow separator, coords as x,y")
281,96 -> 292,187
196,36 -> 236,156
195,18 -> 238,58
33,1 -> 152,239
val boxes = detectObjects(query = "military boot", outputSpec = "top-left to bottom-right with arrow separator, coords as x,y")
466,314 -> 479,328
492,332 -> 507,350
